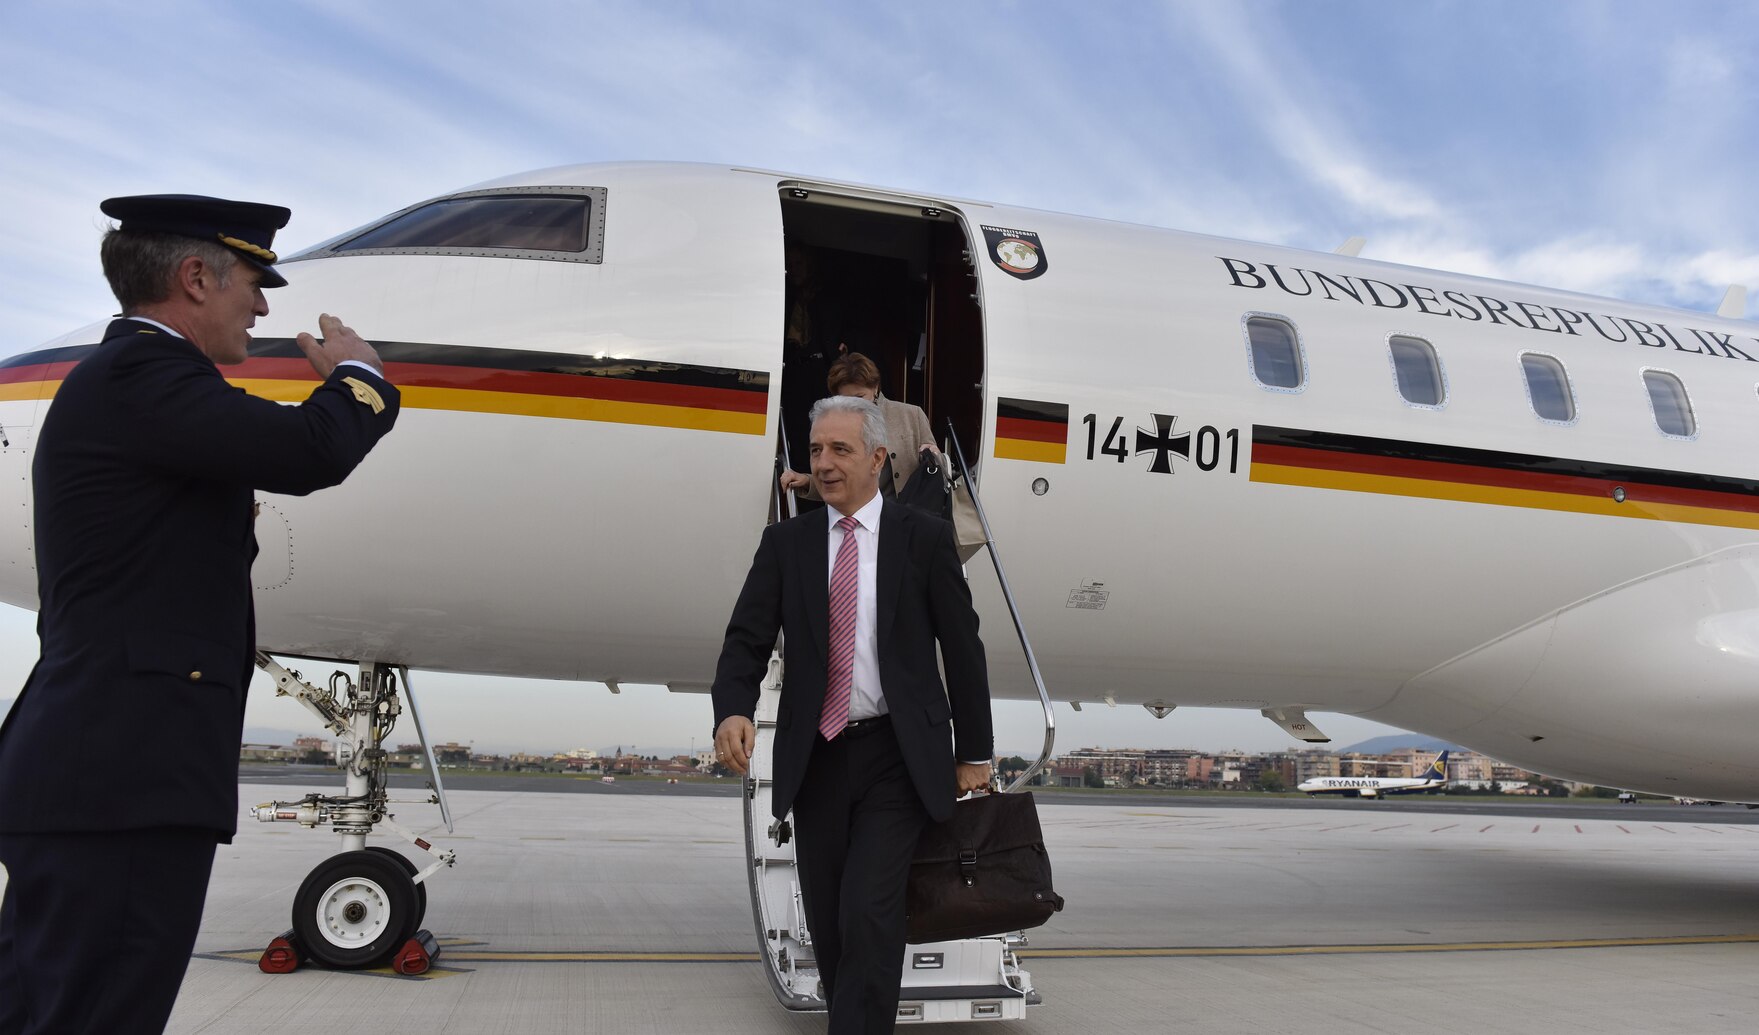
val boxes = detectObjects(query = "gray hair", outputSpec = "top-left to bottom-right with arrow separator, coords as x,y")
100,229 -> 239,312
809,395 -> 887,455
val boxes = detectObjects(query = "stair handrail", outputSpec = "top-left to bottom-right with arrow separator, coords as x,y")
773,433 -> 798,525
943,419 -> 1056,792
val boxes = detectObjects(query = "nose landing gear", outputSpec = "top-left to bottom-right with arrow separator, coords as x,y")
253,655 -> 454,969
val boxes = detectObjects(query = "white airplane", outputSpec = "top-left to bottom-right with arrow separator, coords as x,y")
3,162 -> 1758,1011
1298,751 -> 1450,798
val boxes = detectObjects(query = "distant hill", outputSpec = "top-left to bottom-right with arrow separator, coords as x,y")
1338,733 -> 1463,755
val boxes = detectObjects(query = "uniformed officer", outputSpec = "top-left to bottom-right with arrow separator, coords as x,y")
0,195 -> 401,1035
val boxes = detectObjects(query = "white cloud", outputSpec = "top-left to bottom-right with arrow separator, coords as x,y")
1167,2 -> 1442,223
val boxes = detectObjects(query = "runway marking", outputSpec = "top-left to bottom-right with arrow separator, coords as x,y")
199,936 -> 1759,971
1429,824 -> 1457,832
1617,825 -> 1631,833
196,950 -> 472,979
1371,824 -> 1407,832
256,933 -> 1759,967
1013,933 -> 1759,959
1653,825 -> 1676,834
1479,825 -> 1494,832
445,950 -> 761,963
1694,826 -> 1724,835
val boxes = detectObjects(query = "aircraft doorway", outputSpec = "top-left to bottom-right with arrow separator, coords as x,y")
777,188 -> 984,508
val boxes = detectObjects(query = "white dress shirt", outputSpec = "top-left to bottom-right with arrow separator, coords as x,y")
826,493 -> 885,720
825,494 -> 990,768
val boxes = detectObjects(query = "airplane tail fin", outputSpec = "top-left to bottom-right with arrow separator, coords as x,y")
1426,750 -> 1450,782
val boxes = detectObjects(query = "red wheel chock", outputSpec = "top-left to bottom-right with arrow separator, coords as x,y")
257,928 -> 439,975
392,930 -> 441,975
258,929 -> 304,973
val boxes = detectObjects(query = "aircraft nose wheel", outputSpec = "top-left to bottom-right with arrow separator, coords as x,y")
293,849 -> 421,968
366,845 -> 428,929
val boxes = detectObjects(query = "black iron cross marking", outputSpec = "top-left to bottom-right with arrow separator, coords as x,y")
1134,414 -> 1190,474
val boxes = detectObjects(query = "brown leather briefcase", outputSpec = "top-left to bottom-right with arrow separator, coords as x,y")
905,790 -> 1064,943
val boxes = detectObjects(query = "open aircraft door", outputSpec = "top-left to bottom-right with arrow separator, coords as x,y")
773,182 -> 986,492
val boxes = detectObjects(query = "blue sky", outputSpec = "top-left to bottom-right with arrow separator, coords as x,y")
2,1 -> 1756,755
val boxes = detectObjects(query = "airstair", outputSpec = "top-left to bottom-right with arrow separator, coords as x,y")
743,431 -> 1057,1023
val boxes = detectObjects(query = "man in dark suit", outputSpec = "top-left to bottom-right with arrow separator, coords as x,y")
713,394 -> 993,1033
0,195 -> 400,1035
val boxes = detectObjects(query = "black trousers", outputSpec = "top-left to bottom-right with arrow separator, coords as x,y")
792,718 -> 931,1035
0,828 -> 218,1035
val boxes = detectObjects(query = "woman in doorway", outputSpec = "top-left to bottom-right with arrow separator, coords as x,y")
781,351 -> 941,500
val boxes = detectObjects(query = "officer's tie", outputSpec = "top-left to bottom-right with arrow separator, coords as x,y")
819,515 -> 860,739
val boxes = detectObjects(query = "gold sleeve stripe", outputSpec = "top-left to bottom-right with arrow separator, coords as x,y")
340,376 -> 387,414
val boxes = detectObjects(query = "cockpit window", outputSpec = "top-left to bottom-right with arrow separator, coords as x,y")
290,185 -> 607,264
342,196 -> 588,251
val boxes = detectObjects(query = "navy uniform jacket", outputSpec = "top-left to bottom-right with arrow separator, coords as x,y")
711,498 -> 993,824
0,319 -> 400,839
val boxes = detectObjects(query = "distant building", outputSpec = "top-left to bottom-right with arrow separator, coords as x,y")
433,742 -> 472,767
1059,748 -> 1146,784
1447,750 -> 1494,787
1050,765 -> 1085,788
239,743 -> 302,763
1291,751 -> 1339,784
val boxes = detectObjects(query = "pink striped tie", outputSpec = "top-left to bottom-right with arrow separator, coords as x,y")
820,515 -> 860,740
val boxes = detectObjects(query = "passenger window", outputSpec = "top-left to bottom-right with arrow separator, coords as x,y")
1643,370 -> 1695,437
1389,335 -> 1444,407
1520,354 -> 1575,423
1246,316 -> 1304,390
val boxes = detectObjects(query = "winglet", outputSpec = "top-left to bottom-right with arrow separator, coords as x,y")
1334,236 -> 1366,257
1716,285 -> 1747,320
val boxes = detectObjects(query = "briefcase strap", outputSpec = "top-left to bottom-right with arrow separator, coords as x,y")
959,849 -> 977,887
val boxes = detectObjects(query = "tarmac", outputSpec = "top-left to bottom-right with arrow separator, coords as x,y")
7,782 -> 1759,1033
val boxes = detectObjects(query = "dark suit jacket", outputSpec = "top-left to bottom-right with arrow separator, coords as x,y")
0,319 -> 400,838
712,498 -> 992,824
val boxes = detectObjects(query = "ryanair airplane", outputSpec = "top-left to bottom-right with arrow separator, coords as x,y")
2,162 -> 1756,1012
1298,751 -> 1451,798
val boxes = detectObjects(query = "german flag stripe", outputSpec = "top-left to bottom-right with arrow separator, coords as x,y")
0,339 -> 770,435
995,397 -> 1068,463
1251,425 -> 1759,530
